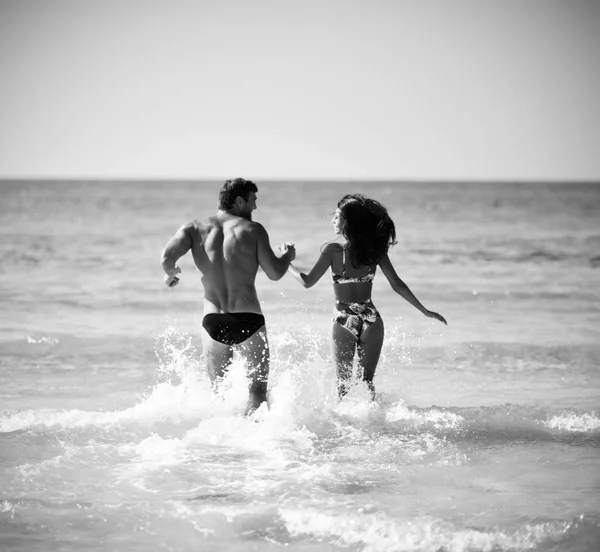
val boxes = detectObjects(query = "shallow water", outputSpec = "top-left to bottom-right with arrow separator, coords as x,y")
1,180 -> 599,551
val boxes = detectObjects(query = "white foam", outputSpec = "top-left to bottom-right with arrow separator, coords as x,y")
26,335 -> 59,345
386,402 -> 464,429
544,411 -> 600,432
281,508 -> 573,552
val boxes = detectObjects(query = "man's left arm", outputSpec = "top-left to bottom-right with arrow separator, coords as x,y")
161,222 -> 194,287
255,223 -> 295,281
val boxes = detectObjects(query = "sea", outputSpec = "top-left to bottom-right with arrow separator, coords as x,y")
1,180 -> 599,552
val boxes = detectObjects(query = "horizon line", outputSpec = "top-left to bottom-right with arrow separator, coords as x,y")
1,176 -> 599,185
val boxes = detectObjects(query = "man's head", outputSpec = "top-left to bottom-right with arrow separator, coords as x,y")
219,178 -> 258,219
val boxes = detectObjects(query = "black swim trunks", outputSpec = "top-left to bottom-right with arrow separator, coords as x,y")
202,313 -> 266,346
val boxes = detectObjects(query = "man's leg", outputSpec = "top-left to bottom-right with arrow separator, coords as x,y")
201,328 -> 234,383
238,325 -> 269,415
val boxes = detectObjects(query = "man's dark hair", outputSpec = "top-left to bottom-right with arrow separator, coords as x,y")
218,178 -> 258,210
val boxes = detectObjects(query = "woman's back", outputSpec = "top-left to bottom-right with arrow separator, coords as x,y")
330,244 -> 376,304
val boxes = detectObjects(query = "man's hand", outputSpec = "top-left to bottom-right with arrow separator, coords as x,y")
280,242 -> 296,262
164,266 -> 181,288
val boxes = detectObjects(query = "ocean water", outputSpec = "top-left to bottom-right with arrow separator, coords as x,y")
1,180 -> 599,552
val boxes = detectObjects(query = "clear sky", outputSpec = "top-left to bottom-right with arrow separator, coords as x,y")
1,0 -> 599,181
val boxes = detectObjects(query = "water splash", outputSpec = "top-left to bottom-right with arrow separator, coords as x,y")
281,509 -> 588,552
544,411 -> 600,433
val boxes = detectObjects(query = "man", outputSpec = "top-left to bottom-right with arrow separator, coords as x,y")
161,178 -> 296,415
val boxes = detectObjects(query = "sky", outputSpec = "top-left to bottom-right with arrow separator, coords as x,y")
0,0 -> 599,181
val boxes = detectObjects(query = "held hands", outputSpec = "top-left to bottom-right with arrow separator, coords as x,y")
164,266 -> 181,288
280,242 -> 296,262
425,310 -> 447,325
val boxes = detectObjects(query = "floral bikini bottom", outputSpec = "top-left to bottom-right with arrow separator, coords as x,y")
332,299 -> 381,340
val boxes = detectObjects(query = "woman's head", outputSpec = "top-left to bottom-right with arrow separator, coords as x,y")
335,194 -> 397,266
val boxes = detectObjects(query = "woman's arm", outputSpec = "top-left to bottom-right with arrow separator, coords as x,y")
379,254 -> 447,324
289,246 -> 333,288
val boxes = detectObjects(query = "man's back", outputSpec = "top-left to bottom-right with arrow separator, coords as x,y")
189,212 -> 262,315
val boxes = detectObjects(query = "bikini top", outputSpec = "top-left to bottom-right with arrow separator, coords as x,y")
331,247 -> 375,285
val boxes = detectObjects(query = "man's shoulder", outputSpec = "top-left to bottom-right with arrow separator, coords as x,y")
177,220 -> 210,244
180,219 -> 205,234
247,219 -> 266,232
215,215 -> 266,243
235,219 -> 267,236
233,220 -> 268,248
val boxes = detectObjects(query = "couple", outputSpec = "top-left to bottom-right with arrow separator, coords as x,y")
161,178 -> 447,415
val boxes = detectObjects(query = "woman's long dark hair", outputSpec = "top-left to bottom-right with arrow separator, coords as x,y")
338,194 -> 397,267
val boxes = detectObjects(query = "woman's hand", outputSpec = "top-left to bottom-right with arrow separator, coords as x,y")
425,310 -> 447,325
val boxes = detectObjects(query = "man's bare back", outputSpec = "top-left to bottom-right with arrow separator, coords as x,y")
184,213 -> 264,315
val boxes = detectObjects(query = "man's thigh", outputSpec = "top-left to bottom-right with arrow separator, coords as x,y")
238,325 -> 269,383
201,328 -> 233,380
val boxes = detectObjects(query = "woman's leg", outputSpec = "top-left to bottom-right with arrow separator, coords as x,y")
332,323 -> 357,399
357,316 -> 384,399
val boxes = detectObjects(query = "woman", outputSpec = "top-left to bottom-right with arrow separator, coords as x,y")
289,194 -> 447,400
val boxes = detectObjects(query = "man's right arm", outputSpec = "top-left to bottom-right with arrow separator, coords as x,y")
161,222 -> 195,285
255,223 -> 295,281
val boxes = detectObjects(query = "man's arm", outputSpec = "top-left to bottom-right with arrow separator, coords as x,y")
160,222 -> 195,287
255,223 -> 295,281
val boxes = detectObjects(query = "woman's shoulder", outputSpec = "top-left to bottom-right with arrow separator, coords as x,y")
320,241 -> 344,256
